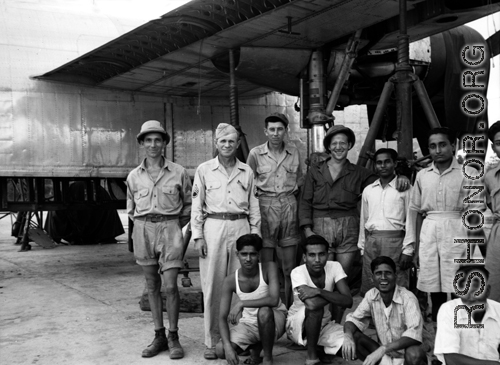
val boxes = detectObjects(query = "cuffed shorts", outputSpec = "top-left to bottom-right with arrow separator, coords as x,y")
260,195 -> 301,249
313,216 -> 359,254
132,218 -> 184,272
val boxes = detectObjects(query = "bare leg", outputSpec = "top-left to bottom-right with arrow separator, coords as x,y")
162,267 -> 180,330
304,307 -> 323,361
331,251 -> 357,323
404,345 -> 427,365
276,245 -> 298,308
142,265 -> 164,329
258,307 -> 276,365
431,292 -> 447,322
353,331 -> 379,360
261,247 -> 275,263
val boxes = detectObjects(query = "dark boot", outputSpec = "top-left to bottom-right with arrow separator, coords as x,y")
141,327 -> 168,358
167,329 -> 184,359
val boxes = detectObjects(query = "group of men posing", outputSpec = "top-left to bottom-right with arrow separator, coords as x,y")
126,115 -> 500,365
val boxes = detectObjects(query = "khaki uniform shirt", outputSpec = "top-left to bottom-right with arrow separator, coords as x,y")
126,158 -> 192,226
191,157 -> 261,240
247,142 -> 302,197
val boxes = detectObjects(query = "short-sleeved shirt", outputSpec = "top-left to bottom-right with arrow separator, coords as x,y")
358,177 -> 415,255
410,158 -> 485,214
288,261 -> 347,325
345,285 -> 423,360
190,157 -> 261,240
434,298 -> 500,364
247,142 -> 302,197
299,158 -> 377,227
126,158 -> 192,226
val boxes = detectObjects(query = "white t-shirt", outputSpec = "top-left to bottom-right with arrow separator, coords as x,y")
288,261 -> 347,324
434,298 -> 500,364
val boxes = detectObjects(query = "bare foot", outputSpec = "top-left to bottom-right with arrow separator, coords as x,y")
262,357 -> 273,365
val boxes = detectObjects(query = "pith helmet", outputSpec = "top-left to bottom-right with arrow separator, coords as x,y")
137,120 -> 170,145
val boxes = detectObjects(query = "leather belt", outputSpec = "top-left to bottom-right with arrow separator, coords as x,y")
136,215 -> 178,223
206,213 -> 248,221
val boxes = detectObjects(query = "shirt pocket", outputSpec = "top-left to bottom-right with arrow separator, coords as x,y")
160,185 -> 180,210
256,165 -> 272,182
284,164 -> 299,188
205,180 -> 223,204
341,177 -> 361,202
134,188 -> 150,213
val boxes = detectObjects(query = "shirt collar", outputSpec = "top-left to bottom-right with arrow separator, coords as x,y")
139,157 -> 170,171
428,157 -> 460,174
456,299 -> 500,323
211,156 -> 245,171
259,141 -> 292,155
372,285 -> 404,305
372,176 -> 397,188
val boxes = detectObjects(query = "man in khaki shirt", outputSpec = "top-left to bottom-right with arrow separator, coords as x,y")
247,113 -> 302,307
126,120 -> 192,359
191,123 -> 261,359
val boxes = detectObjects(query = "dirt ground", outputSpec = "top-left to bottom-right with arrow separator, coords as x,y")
0,211 -> 370,365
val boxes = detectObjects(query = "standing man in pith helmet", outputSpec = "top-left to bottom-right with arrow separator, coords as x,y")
127,120 -> 192,359
247,112 -> 303,308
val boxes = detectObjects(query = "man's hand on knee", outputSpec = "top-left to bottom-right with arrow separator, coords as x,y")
342,334 -> 357,361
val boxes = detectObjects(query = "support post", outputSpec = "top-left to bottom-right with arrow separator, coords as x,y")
229,49 -> 249,161
357,81 -> 394,166
326,30 -> 362,116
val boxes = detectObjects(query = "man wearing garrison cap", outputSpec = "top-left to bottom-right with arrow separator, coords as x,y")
126,120 -> 192,359
191,123 -> 261,359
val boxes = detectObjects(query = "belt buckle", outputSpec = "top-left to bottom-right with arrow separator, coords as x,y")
221,213 -> 227,220
150,215 -> 161,223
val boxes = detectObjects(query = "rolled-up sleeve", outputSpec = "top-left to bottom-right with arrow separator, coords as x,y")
191,167 -> 206,240
401,294 -> 423,342
409,173 -> 423,213
345,296 -> 371,333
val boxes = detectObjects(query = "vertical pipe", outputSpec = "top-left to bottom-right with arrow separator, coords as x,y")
229,49 -> 239,125
395,0 -> 414,160
229,49 -> 249,161
312,125 -> 326,153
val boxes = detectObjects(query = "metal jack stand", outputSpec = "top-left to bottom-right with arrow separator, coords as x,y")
357,0 -> 442,167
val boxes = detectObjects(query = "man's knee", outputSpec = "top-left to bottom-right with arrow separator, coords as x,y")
305,306 -> 324,319
257,307 -> 274,324
144,273 -> 161,292
215,341 -> 225,359
164,283 -> 179,296
404,345 -> 427,365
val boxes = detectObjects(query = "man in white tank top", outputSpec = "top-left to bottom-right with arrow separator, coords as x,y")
216,234 -> 287,365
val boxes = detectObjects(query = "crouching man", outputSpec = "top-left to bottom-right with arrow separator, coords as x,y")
216,234 -> 287,365
343,256 -> 426,365
286,235 -> 353,365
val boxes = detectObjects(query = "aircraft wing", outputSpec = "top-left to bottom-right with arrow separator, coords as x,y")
36,0 -> 500,98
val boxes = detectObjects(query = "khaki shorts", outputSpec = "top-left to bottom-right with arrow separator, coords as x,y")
132,218 -> 184,272
313,216 -> 359,254
229,309 -> 286,350
260,195 -> 301,248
